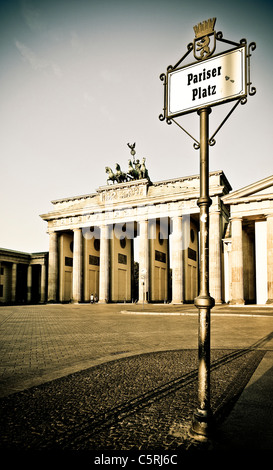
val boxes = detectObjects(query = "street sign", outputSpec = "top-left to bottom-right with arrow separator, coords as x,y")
167,46 -> 246,118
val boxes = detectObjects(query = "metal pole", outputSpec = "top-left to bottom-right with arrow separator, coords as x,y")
191,107 -> 215,439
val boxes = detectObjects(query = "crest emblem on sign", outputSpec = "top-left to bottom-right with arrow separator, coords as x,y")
193,18 -> 216,61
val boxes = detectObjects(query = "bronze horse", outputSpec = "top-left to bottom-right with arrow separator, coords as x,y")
105,158 -> 149,184
115,164 -> 127,183
105,166 -> 116,184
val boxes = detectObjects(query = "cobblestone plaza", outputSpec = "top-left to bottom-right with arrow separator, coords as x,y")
0,303 -> 272,454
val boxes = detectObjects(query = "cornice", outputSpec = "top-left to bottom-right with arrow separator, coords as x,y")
222,194 -> 273,206
222,174 -> 273,204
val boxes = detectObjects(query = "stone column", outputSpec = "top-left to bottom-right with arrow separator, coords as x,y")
223,239 -> 232,303
230,217 -> 245,304
172,215 -> 184,303
40,263 -> 46,303
48,231 -> 58,302
11,263 -> 17,303
209,211 -> 223,304
99,225 -> 110,303
72,228 -> 83,303
266,215 -> 273,304
27,265 -> 32,303
139,219 -> 149,303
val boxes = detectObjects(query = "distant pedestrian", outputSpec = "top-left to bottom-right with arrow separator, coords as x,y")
90,293 -> 94,303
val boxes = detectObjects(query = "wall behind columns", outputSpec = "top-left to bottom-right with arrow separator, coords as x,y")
99,225 -> 110,303
110,230 -> 132,302
83,233 -> 100,302
59,232 -> 73,302
138,220 -> 149,303
149,219 -> 169,302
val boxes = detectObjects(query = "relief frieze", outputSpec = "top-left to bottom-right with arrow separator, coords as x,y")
50,197 -> 199,229
99,182 -> 148,203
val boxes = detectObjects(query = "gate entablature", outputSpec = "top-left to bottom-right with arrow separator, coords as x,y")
41,171 -> 230,233
40,170 -> 231,305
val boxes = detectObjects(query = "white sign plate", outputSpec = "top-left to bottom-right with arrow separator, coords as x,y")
167,46 -> 246,118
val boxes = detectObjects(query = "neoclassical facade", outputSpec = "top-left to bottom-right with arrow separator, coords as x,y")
40,170 -> 231,304
222,174 -> 273,305
0,248 -> 48,304
2,172 -> 272,306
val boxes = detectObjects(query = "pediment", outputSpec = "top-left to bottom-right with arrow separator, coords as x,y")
222,175 -> 273,204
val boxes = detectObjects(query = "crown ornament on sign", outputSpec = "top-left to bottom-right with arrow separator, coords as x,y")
193,17 -> 216,38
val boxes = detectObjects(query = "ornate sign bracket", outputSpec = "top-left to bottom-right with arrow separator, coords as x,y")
159,18 -> 256,149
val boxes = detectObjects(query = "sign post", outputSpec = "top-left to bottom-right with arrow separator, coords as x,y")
191,105 -> 215,438
159,18 -> 256,439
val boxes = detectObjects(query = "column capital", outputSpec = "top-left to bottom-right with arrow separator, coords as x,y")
48,230 -> 58,237
209,209 -> 221,216
139,218 -> 149,226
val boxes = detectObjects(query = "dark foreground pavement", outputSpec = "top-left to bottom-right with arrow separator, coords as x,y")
0,303 -> 273,464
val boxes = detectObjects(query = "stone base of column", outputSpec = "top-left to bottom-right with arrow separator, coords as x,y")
230,298 -> 245,305
214,299 -> 224,305
266,299 -> 273,304
171,300 -> 184,304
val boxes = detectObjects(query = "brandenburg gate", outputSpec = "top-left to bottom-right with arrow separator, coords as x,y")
40,155 -> 231,305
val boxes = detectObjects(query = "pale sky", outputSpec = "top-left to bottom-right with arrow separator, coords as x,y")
1,0 -> 272,253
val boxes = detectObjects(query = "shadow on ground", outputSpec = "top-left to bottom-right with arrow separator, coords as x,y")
0,343 -> 267,453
